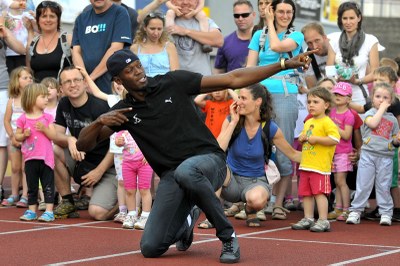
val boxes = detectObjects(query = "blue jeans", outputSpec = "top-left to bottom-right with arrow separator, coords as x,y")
140,152 -> 234,257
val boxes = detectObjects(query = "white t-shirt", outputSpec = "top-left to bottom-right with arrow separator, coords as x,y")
329,32 -> 378,105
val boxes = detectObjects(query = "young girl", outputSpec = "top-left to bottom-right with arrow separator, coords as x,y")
116,131 -> 153,230
194,89 -> 239,138
347,83 -> 400,226
1,66 -> 33,207
165,0 -> 212,53
292,87 -> 340,232
15,83 -> 57,222
328,82 -> 354,221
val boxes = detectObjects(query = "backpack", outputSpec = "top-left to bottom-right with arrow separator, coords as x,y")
29,31 -> 72,79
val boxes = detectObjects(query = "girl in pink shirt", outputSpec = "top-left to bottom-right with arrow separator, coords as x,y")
15,83 -> 57,222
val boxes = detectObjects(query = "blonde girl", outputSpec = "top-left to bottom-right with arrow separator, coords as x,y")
41,77 -> 60,119
1,66 -> 33,207
16,83 -> 57,222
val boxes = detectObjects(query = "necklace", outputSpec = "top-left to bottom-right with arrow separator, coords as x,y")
41,32 -> 58,54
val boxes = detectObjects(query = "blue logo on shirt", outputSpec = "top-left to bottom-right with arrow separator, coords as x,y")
85,24 -> 107,34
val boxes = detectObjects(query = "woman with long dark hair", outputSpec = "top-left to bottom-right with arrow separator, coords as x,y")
327,1 -> 379,105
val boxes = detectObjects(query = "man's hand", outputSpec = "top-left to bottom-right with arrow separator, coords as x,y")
68,136 -> 86,161
167,24 -> 187,36
98,108 -> 132,127
81,167 -> 102,187
285,50 -> 317,71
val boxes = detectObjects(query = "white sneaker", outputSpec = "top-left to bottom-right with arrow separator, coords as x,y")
122,214 -> 137,229
113,212 -> 127,224
379,215 -> 392,226
346,211 -> 361,224
134,216 -> 148,230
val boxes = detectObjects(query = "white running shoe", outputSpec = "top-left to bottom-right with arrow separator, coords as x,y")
346,211 -> 361,224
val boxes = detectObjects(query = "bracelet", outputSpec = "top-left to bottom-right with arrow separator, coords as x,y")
280,58 -> 286,70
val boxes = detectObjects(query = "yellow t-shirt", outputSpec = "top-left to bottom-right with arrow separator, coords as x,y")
300,116 -> 340,174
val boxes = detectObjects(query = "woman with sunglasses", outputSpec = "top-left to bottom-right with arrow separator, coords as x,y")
26,1 -> 72,82
327,1 -> 379,106
246,0 -> 304,221
131,12 -> 179,77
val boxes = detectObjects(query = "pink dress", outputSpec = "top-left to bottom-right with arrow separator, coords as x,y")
16,113 -> 55,169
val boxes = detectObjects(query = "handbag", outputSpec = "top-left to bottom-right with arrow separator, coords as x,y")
264,160 -> 281,185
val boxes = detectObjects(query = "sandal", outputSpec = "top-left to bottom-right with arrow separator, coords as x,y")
198,219 -> 214,229
245,210 -> 261,227
272,206 -> 290,220
224,204 -> 241,217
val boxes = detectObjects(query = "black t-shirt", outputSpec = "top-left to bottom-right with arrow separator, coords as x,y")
55,93 -> 110,165
110,71 -> 225,176
30,39 -> 71,82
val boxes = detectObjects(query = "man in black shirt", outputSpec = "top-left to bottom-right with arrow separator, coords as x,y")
76,49 -> 313,263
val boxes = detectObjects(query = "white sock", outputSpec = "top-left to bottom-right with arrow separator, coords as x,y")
127,211 -> 137,217
141,211 -> 150,217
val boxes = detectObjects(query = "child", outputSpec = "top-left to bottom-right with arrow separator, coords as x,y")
292,87 -> 340,232
194,89 -> 238,138
35,77 -> 59,211
346,82 -> 400,226
3,0 -> 34,74
328,82 -> 354,221
116,131 -> 153,230
15,83 -> 57,222
165,0 -> 212,53
1,66 -> 33,207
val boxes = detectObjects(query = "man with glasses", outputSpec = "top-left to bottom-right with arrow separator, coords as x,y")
72,0 -> 131,94
214,0 -> 256,74
52,66 -> 117,221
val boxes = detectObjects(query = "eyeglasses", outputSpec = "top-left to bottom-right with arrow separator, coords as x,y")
275,10 -> 294,16
233,13 -> 251,19
37,1 -> 61,10
146,12 -> 165,19
61,78 -> 84,87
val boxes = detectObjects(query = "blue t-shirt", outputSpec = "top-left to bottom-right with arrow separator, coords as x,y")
72,4 -> 132,93
248,29 -> 304,94
227,121 -> 278,177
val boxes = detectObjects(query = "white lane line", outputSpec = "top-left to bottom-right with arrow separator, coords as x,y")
329,249 -> 400,265
0,220 -> 105,235
242,236 -> 400,249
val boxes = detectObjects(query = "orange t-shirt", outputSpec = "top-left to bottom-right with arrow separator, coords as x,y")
202,99 -> 233,138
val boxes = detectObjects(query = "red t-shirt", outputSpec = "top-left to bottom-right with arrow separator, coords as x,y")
202,99 -> 233,138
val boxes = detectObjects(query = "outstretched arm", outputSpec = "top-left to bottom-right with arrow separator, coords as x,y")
76,108 -> 131,152
200,50 -> 315,93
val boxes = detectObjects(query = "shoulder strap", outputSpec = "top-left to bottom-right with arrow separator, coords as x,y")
261,120 -> 272,164
29,34 -> 41,57
58,31 -> 72,80
307,50 -> 322,80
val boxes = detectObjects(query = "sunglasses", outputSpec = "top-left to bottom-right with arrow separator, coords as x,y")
147,12 -> 165,19
38,1 -> 61,9
233,13 -> 251,19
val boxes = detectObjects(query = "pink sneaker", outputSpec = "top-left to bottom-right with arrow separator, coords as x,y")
16,197 -> 28,208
